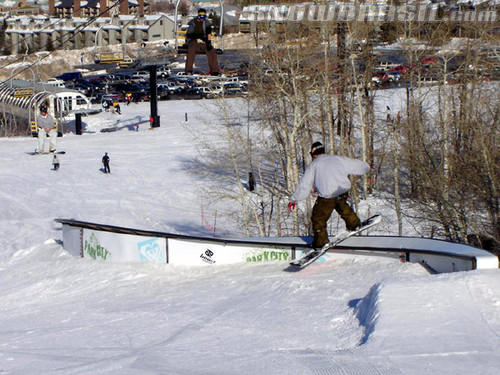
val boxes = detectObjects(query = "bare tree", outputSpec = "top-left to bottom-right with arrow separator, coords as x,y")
195,16 -> 499,249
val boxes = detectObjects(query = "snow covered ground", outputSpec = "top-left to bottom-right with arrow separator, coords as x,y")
0,98 -> 499,374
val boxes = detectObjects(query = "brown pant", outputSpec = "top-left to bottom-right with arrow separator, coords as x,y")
311,193 -> 360,249
185,41 -> 219,73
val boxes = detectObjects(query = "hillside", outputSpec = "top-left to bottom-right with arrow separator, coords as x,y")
0,97 -> 499,373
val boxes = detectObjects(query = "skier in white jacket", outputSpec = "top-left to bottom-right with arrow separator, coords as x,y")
36,104 -> 57,153
288,141 -> 370,249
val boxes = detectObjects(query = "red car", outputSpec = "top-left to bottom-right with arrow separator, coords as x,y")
389,65 -> 411,74
101,91 -> 125,103
421,55 -> 438,65
374,70 -> 389,80
371,70 -> 390,85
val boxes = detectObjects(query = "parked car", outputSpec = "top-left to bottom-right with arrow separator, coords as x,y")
157,66 -> 171,78
376,55 -> 406,71
156,85 -> 170,100
101,91 -> 125,103
65,80 -> 95,96
421,55 -> 439,66
111,82 -> 147,93
169,76 -> 198,89
45,78 -> 65,87
371,70 -> 390,86
388,65 -> 412,74
192,86 -> 220,99
221,82 -> 243,95
110,82 -> 148,101
157,81 -> 184,95
239,80 -> 249,90
113,71 -> 134,80
132,71 -> 150,80
386,72 -> 401,82
56,71 -> 83,81
157,81 -> 184,99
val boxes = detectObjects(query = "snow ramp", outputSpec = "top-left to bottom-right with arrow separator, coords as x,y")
352,270 -> 500,373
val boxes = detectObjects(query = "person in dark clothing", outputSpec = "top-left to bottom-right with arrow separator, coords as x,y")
52,154 -> 60,171
102,152 -> 111,174
386,105 -> 392,122
184,8 -> 220,75
113,101 -> 121,115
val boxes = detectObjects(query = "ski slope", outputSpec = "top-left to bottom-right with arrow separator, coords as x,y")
0,97 -> 499,374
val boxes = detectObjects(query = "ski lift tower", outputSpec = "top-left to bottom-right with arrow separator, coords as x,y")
130,55 -> 173,128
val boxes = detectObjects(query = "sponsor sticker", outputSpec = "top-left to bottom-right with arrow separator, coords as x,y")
245,249 -> 291,263
200,249 -> 216,264
84,232 -> 111,260
138,238 -> 166,263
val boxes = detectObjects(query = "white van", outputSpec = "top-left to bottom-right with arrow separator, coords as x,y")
224,76 -> 239,83
196,86 -> 222,98
132,71 -> 149,80
45,78 -> 65,88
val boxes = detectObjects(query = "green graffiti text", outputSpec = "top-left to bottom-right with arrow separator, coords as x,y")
246,250 -> 290,263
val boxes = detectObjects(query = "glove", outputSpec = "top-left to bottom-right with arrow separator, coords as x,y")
204,40 -> 214,51
288,202 -> 296,212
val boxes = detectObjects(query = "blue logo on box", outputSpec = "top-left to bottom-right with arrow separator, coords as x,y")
137,238 -> 165,263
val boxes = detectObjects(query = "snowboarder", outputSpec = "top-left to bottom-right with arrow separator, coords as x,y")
113,101 -> 121,115
52,154 -> 60,171
125,93 -> 132,105
102,152 -> 111,174
184,8 -> 220,75
288,141 -> 370,250
36,104 -> 57,153
102,100 -> 110,112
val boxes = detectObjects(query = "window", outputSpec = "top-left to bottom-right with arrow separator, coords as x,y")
63,96 -> 73,111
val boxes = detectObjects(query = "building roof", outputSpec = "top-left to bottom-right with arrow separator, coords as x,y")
55,0 -> 149,8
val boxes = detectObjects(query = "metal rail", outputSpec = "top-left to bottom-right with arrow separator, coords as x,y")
55,218 -> 498,271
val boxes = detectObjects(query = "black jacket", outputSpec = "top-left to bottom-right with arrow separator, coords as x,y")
186,17 -> 213,40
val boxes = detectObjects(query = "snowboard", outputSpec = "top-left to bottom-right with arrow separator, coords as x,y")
289,214 -> 382,269
27,150 -> 66,155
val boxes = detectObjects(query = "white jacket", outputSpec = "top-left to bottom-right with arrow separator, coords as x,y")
290,154 -> 370,202
37,113 -> 55,130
